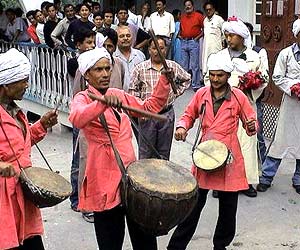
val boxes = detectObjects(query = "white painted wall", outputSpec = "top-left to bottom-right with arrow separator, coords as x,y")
228,0 -> 255,24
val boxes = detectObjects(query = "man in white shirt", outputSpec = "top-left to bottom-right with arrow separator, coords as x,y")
202,1 -> 224,76
34,10 -> 46,44
113,26 -> 145,92
150,0 -> 175,57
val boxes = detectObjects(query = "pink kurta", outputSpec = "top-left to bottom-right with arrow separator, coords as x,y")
69,75 -> 170,212
0,106 -> 47,249
177,87 -> 257,191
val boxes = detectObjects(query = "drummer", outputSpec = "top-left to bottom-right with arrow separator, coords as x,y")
167,52 -> 257,250
0,48 -> 58,250
69,47 -> 172,250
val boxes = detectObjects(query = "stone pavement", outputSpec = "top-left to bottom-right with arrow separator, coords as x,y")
28,89 -> 300,250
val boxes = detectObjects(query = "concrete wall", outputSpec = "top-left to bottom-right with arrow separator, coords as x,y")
228,0 -> 256,26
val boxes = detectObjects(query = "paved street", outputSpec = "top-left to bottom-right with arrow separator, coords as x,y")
28,89 -> 300,250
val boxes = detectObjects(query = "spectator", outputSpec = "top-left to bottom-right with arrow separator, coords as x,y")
44,3 -> 62,48
65,3 -> 95,49
113,25 -> 145,92
51,4 -> 77,48
54,0 -> 64,19
5,8 -> 30,42
26,10 -> 40,44
202,1 -> 224,76
179,0 -> 204,91
34,9 -> 46,44
102,8 -> 117,30
92,2 -> 101,15
41,1 -> 50,19
0,3 -> 8,39
116,6 -> 150,50
92,11 -> 104,32
137,2 -> 151,32
171,9 -> 181,63
126,0 -> 140,26
150,0 -> 175,57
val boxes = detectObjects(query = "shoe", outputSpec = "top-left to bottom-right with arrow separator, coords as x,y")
82,212 -> 94,223
71,205 -> 80,212
241,185 -> 257,197
212,190 -> 219,198
256,183 -> 271,192
292,184 -> 300,194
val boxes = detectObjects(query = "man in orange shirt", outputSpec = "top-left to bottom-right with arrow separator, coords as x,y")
179,0 -> 204,91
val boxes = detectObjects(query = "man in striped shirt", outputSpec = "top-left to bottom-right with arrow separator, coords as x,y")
129,36 -> 191,160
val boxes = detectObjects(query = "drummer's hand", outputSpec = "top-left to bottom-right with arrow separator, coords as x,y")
0,162 -> 16,177
175,127 -> 188,141
246,118 -> 256,133
104,94 -> 122,109
40,109 -> 59,129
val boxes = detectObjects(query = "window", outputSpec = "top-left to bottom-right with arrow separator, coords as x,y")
256,1 -> 262,24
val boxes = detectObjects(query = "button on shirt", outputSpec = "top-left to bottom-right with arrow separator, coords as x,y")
113,47 -> 146,92
150,11 -> 175,37
129,59 -> 191,106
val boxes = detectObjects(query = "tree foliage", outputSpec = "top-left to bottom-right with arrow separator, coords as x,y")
1,0 -> 20,9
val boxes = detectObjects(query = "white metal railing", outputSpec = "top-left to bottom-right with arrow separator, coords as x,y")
0,41 -> 74,114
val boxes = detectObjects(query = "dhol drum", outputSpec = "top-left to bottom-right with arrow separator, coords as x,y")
123,159 -> 198,236
20,167 -> 72,208
192,139 -> 230,172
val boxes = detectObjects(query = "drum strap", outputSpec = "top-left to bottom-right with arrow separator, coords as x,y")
192,101 -> 207,152
99,113 -> 127,184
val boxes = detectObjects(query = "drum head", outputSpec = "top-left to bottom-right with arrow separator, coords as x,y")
127,159 -> 197,195
193,139 -> 228,171
22,167 -> 72,197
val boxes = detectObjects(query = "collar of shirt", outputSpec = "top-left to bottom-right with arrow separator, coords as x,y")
1,102 -> 21,118
146,60 -> 163,71
114,47 -> 138,62
211,85 -> 231,102
156,11 -> 165,17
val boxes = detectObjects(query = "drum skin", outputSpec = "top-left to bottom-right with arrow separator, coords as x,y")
193,140 -> 229,172
123,159 -> 198,236
20,167 -> 72,208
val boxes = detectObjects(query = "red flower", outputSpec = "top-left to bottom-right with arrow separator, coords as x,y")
290,83 -> 300,98
227,16 -> 238,22
238,71 -> 264,91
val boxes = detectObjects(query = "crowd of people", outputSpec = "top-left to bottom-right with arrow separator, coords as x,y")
1,0 -> 300,249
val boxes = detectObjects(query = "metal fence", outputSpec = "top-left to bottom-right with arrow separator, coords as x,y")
0,41 -> 73,114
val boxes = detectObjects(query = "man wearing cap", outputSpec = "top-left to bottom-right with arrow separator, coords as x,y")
0,48 -> 58,250
205,16 -> 269,197
167,52 -> 257,250
257,19 -> 300,195
69,47 -> 172,250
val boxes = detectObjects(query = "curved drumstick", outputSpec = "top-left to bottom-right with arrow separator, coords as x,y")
88,93 -> 167,121
148,28 -> 178,94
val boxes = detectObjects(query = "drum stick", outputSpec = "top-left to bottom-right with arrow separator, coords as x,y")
88,93 -> 167,121
148,29 -> 178,94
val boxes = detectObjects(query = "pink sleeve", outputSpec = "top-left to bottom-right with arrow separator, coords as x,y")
122,74 -> 171,115
69,92 -> 107,129
30,120 -> 47,145
177,90 -> 204,131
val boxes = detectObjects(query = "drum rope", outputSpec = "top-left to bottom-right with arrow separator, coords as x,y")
192,101 -> 207,152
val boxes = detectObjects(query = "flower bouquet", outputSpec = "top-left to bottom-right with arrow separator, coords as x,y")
290,83 -> 300,100
238,70 -> 265,92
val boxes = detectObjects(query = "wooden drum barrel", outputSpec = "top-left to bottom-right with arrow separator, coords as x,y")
123,159 -> 198,236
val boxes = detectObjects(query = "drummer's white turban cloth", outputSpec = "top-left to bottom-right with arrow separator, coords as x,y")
78,47 -> 112,75
207,52 -> 234,73
292,19 -> 300,38
0,48 -> 31,85
222,16 -> 252,48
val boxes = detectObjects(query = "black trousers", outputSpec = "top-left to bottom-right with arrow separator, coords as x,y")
94,205 -> 157,250
15,235 -> 44,250
167,188 -> 239,250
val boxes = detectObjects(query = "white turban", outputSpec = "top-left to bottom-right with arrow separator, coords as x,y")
0,48 -> 31,85
78,47 -> 112,75
292,19 -> 300,38
222,16 -> 252,48
207,52 -> 234,73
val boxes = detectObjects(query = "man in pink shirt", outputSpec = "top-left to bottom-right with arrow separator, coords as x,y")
69,47 -> 172,250
0,48 -> 58,250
